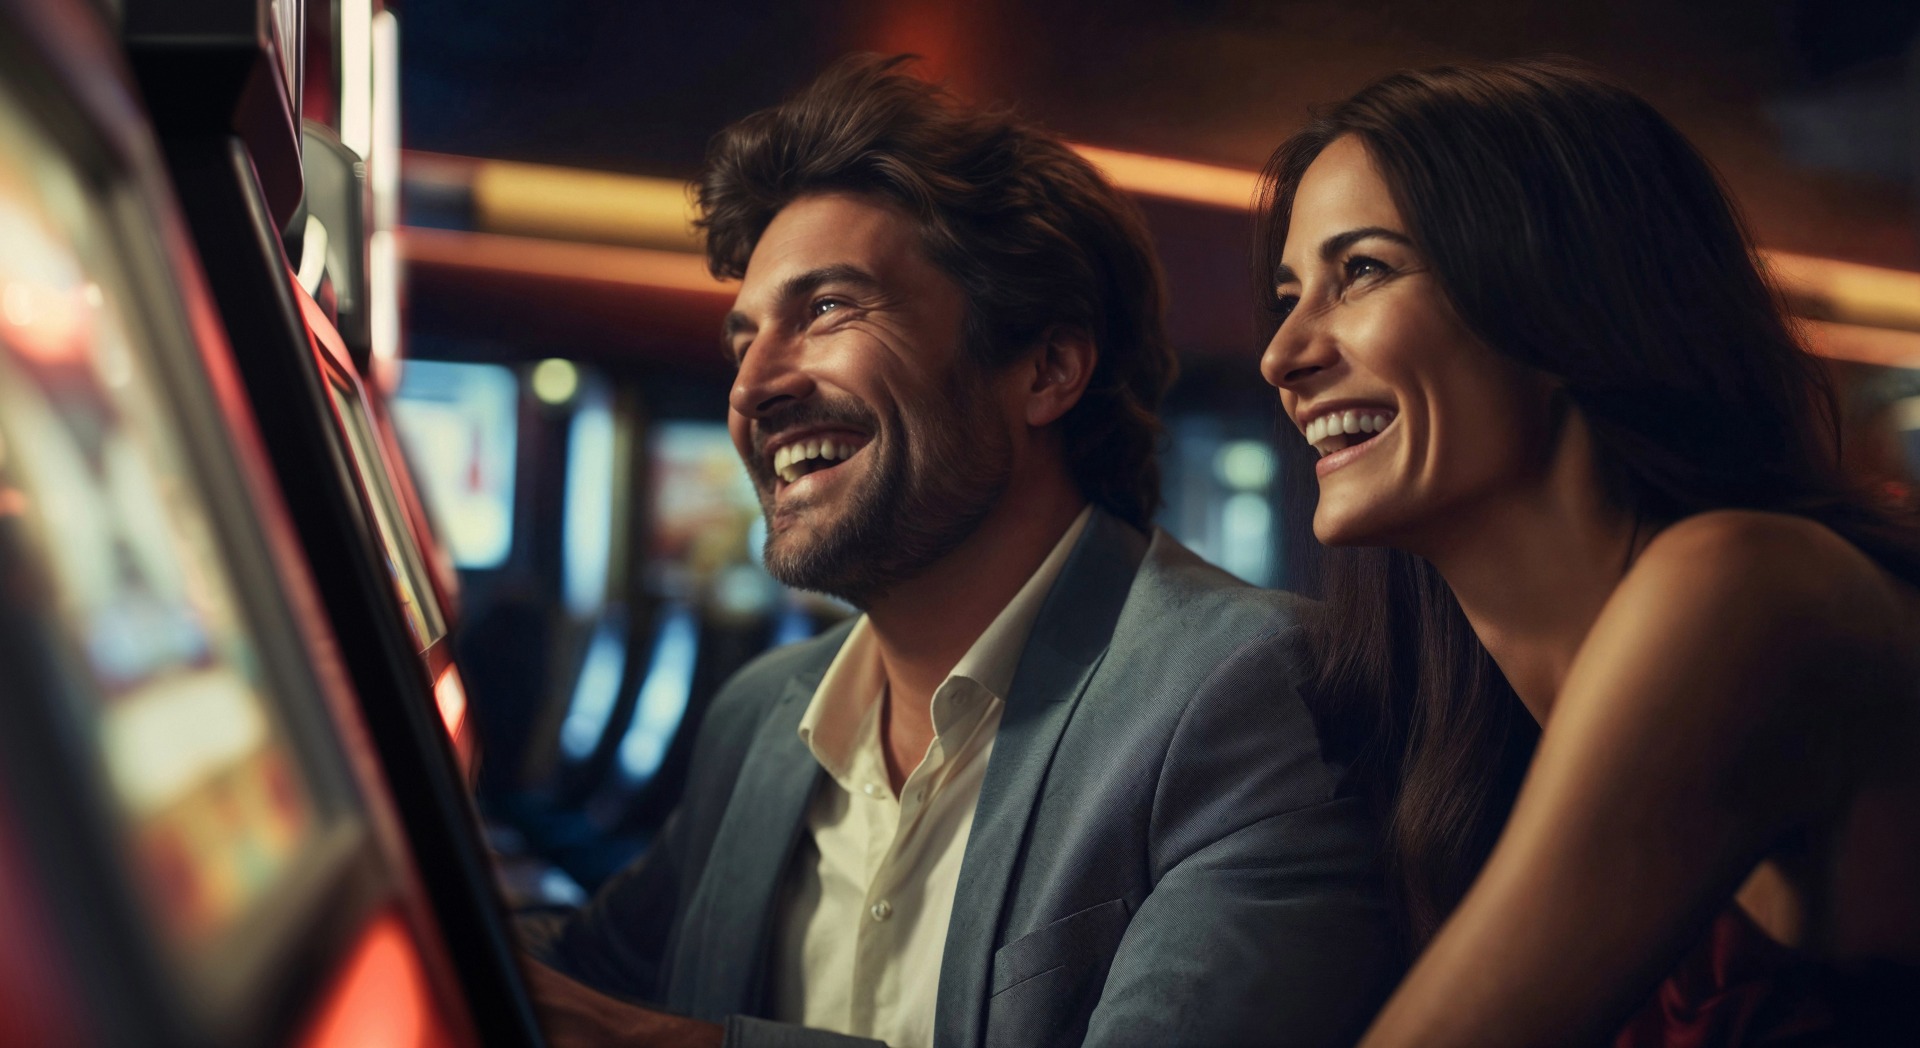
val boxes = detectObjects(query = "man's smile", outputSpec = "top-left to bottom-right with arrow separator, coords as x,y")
763,427 -> 874,494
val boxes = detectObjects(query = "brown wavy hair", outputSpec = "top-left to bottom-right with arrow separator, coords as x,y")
1256,57 -> 1920,947
697,54 -> 1175,529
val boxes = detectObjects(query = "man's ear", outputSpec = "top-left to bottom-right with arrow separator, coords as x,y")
1024,325 -> 1097,428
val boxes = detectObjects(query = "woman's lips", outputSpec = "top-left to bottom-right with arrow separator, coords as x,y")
1314,420 -> 1392,478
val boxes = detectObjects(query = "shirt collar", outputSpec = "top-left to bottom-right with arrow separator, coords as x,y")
796,505 -> 1093,780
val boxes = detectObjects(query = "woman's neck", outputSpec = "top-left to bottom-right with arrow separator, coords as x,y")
1415,417 -> 1645,725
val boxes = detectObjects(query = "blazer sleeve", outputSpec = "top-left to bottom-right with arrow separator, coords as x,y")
518,804 -> 697,1003
1081,627 -> 1401,1048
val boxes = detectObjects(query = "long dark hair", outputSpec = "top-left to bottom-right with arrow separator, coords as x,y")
1255,57 -> 1920,946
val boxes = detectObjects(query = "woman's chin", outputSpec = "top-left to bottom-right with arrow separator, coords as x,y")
1312,508 -> 1397,549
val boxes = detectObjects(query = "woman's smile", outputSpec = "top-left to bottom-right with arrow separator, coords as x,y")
1262,135 -> 1556,547
1313,416 -> 1395,477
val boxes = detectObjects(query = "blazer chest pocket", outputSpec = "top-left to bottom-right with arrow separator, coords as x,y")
986,898 -> 1131,1048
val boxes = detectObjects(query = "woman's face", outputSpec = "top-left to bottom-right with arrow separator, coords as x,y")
1261,135 -> 1554,550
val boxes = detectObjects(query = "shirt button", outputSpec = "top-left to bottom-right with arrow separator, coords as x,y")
862,783 -> 883,798
870,900 -> 893,922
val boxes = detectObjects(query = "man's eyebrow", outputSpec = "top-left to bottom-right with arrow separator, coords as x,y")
1273,226 -> 1416,288
719,263 -> 884,356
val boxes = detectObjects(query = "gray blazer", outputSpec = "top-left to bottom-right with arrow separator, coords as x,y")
529,510 -> 1397,1047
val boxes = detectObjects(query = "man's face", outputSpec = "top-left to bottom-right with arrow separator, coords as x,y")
724,192 -> 1013,607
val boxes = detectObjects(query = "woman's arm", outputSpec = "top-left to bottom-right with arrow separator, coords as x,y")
1360,511 -> 1900,1047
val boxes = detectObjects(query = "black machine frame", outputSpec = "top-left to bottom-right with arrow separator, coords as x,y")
117,0 -> 546,1043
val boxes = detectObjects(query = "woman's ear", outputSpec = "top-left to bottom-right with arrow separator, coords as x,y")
1024,325 -> 1098,428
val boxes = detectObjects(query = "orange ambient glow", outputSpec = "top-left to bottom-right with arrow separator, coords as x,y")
433,665 -> 468,740
0,280 -> 90,364
295,911 -> 457,1048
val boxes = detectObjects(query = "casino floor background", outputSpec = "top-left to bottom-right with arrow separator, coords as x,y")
0,0 -> 1915,1045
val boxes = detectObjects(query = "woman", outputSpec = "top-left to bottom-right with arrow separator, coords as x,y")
1256,59 -> 1920,1045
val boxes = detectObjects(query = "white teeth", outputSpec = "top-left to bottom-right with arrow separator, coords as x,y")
1301,410 -> 1395,455
770,436 -> 863,484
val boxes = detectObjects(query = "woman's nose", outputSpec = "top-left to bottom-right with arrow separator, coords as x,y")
1259,312 -> 1336,392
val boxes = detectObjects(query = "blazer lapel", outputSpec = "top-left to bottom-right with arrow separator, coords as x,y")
934,510 -> 1148,1048
675,671 -> 826,1018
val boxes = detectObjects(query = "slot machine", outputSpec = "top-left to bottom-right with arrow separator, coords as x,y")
284,0 -> 475,768
0,0 -> 488,1043
116,0 -> 544,1042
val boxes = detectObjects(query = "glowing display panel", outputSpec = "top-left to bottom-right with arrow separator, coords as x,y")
0,78 -> 314,952
390,360 -> 517,570
649,420 -> 762,596
324,373 -> 445,650
562,387 -> 615,616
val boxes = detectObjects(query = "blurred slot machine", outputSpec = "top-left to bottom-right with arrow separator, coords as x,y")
1158,413 -> 1284,589
0,1 -> 487,1044
298,283 -> 473,766
1829,364 -> 1920,502
553,419 -> 829,877
115,0 -> 543,1043
293,0 -> 473,767
386,362 -> 522,789
432,399 -> 830,896
1803,324 -> 1920,505
397,362 -> 649,900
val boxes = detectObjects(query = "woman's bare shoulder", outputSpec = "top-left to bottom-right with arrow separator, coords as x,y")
1583,509 -> 1917,758
1626,509 -> 1910,636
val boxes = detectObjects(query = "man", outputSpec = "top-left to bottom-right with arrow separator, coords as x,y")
525,55 -> 1394,1048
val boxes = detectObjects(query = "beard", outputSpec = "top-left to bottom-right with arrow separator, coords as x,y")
747,369 -> 1012,608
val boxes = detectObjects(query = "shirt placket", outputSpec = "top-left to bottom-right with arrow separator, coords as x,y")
846,684 -> 967,1037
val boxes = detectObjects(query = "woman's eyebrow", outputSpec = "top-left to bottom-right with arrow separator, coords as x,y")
1320,226 -> 1414,260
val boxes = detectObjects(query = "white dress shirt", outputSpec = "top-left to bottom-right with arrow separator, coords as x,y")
771,507 -> 1092,1048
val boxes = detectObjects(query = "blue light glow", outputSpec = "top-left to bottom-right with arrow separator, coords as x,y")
771,604 -> 814,648
617,603 -> 699,784
563,390 -> 616,616
558,613 -> 627,762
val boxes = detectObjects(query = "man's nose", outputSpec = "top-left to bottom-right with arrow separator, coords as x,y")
1259,311 -> 1338,393
729,334 -> 816,419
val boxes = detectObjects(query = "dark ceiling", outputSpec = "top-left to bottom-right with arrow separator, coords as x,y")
400,0 -> 1920,267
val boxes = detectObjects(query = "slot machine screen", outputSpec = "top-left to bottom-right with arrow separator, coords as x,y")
390,359 -> 517,571
0,66 -> 338,974
648,419 -> 766,600
322,369 -> 447,651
